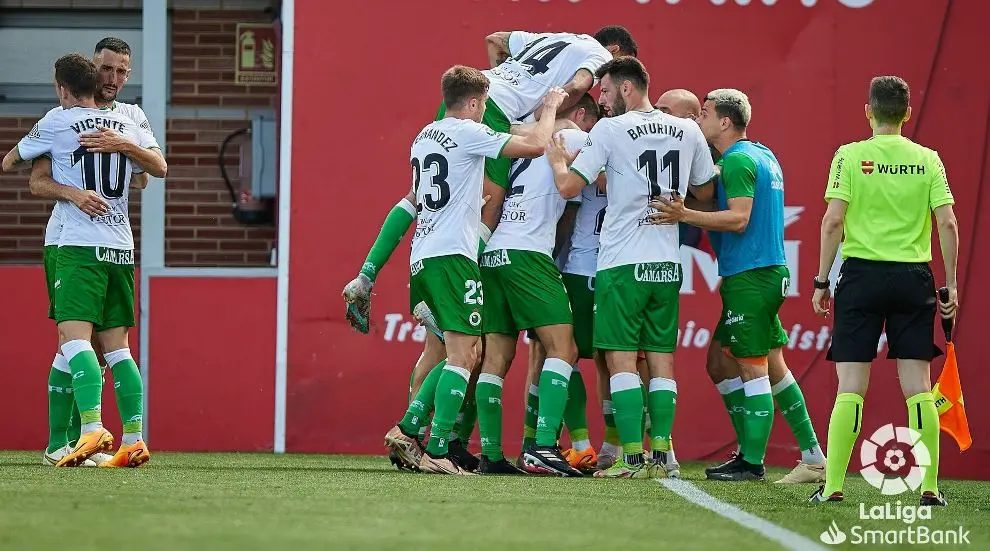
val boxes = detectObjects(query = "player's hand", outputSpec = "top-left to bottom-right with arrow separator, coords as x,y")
79,127 -> 132,154
70,188 -> 110,216
648,192 -> 686,224
545,132 -> 572,168
481,194 -> 492,207
812,287 -> 831,318
939,286 -> 959,320
542,87 -> 568,112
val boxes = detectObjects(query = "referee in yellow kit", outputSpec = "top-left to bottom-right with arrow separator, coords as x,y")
809,76 -> 959,506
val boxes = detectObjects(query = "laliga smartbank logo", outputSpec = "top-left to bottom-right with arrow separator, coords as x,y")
818,424 -> 971,546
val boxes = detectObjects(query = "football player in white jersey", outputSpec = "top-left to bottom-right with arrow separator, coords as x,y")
384,66 -> 567,475
4,54 -> 165,468
547,57 -> 716,478
26,38 -> 165,467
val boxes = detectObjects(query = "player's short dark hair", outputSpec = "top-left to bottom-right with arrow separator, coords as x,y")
441,65 -> 490,110
869,76 -> 910,125
94,37 -> 132,57
55,53 -> 99,98
565,92 -> 600,120
595,56 -> 648,92
593,26 -> 637,57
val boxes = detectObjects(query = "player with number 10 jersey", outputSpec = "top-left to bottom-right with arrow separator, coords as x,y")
18,105 -> 155,328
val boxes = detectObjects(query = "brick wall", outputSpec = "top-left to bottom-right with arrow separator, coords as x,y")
0,7 -> 278,267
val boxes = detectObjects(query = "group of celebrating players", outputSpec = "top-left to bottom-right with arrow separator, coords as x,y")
341,26 -> 828,484
3,39 -> 165,468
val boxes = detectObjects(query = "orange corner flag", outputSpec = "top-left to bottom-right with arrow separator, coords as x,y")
932,342 -> 972,452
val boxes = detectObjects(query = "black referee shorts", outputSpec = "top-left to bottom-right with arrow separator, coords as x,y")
827,258 -> 942,362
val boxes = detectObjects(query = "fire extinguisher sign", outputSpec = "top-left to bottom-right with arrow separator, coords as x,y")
235,23 -> 278,86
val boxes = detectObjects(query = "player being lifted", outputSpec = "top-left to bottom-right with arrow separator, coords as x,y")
547,57 -> 716,478
386,66 -> 567,474
3,54 -> 165,467
471,94 -> 600,476
28,37 -> 165,468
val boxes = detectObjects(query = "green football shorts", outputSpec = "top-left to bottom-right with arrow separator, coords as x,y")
714,265 -> 790,358
480,249 -> 572,335
53,245 -> 136,330
593,262 -> 682,353
409,254 -> 484,336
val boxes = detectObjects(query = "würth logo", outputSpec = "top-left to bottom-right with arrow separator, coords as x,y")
861,160 -> 875,174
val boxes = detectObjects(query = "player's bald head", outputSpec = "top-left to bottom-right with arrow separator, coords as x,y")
655,89 -> 702,120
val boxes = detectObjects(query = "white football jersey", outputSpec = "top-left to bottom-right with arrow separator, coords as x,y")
563,182 -> 607,277
485,31 -> 611,121
42,101 -> 160,246
569,110 -> 716,271
18,106 -> 157,250
409,117 -> 511,265
486,128 -> 586,257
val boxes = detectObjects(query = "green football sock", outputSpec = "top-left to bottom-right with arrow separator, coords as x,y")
907,392 -> 940,494
106,350 -> 144,443
536,359 -> 572,446
66,401 -> 81,447
454,395 -> 477,442
399,359 -> 446,436
46,356 -> 74,454
426,365 -> 470,456
523,384 -> 538,450
61,340 -> 104,428
602,399 -> 619,446
647,377 -> 677,453
564,368 -> 590,450
358,199 -> 416,281
476,374 -> 505,460
610,372 -> 644,456
772,370 -> 824,463
717,377 -> 746,451
740,376 -> 774,465
823,393 -> 864,495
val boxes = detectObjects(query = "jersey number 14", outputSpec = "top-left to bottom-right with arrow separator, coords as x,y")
72,146 -> 127,199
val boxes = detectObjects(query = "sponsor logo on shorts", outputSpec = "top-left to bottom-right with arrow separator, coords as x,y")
410,260 -> 424,276
95,247 -> 134,265
468,309 -> 482,327
724,309 -> 745,326
633,263 -> 680,283
54,279 -> 61,289
480,249 -> 511,268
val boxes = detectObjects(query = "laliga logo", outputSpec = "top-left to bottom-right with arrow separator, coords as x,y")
859,424 -> 931,495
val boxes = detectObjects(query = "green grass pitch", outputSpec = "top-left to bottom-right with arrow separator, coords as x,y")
0,452 -> 986,550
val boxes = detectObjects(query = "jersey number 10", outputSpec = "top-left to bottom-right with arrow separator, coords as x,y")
72,146 -> 127,199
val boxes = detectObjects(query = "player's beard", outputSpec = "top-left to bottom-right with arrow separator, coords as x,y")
612,95 -> 627,116
97,86 -> 118,104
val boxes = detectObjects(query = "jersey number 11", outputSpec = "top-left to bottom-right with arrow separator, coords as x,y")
73,146 -> 127,199
638,149 -> 680,199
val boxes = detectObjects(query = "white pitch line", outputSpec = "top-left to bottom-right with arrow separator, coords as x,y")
659,478 -> 828,551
